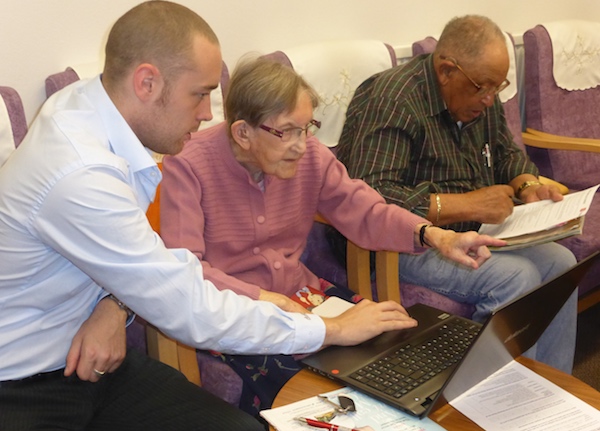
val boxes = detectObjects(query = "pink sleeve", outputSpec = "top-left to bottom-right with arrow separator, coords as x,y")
316,144 -> 427,254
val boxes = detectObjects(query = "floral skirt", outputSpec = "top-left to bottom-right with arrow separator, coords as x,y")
207,279 -> 361,416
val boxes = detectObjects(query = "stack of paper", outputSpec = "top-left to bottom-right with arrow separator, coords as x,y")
479,184 -> 598,250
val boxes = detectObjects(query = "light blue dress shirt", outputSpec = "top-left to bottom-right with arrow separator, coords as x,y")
0,76 -> 324,380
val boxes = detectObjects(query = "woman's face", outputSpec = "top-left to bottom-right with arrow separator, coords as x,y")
244,90 -> 314,180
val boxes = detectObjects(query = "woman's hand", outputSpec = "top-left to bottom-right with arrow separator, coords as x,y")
259,289 -> 310,314
421,224 -> 506,269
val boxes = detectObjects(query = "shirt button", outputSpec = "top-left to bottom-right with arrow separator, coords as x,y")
273,261 -> 282,270
257,215 -> 266,224
252,247 -> 260,255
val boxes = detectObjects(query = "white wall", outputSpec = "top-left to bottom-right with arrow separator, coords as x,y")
1,0 -> 598,123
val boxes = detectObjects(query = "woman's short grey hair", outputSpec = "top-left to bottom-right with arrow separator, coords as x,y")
225,57 -> 319,130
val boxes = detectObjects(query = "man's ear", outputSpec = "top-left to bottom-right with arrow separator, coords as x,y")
436,57 -> 455,87
230,120 -> 252,150
132,63 -> 163,102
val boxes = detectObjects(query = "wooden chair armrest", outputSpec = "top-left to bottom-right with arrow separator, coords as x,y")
374,251 -> 400,303
313,213 -> 329,224
146,325 -> 180,369
177,342 -> 202,385
523,128 -> 600,153
146,322 -> 202,386
538,176 -> 569,195
314,213 -> 400,304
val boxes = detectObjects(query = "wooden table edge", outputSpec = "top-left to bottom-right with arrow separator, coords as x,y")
270,356 -> 600,430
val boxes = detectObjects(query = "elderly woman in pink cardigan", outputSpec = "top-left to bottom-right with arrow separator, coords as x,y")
160,57 -> 503,417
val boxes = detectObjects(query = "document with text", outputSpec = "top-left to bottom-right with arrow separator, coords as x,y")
261,387 -> 446,431
449,361 -> 600,431
479,184 -> 599,249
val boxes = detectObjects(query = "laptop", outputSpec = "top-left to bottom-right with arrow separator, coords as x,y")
301,251 -> 600,418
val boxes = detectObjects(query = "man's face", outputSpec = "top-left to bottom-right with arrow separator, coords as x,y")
143,35 -> 222,155
439,40 -> 509,123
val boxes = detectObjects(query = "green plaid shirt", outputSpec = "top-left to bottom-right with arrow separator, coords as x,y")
337,54 -> 538,232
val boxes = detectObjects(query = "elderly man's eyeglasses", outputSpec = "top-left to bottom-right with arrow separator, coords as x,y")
440,55 -> 510,97
259,119 -> 321,143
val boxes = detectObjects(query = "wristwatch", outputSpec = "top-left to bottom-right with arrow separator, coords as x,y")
105,294 -> 134,320
516,180 -> 541,198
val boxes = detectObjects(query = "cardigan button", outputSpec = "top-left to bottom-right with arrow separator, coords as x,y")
273,261 -> 282,270
257,215 -> 266,224
252,247 -> 260,255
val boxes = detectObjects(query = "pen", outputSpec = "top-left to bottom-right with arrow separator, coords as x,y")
295,417 -> 361,431
482,143 -> 492,168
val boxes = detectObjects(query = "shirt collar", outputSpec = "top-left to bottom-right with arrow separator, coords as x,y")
86,75 -> 157,175
422,55 -> 447,117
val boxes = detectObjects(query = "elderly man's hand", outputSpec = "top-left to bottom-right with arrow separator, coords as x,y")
465,185 -> 516,224
519,183 -> 564,203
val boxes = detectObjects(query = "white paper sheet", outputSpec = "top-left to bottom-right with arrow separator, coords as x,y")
449,361 -> 600,431
311,296 -> 355,317
261,387 -> 447,431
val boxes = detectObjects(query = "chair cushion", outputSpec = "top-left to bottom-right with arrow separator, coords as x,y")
400,283 -> 475,318
196,351 -> 243,406
557,197 -> 600,296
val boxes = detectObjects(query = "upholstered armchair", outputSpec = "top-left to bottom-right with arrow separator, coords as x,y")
523,21 -> 600,310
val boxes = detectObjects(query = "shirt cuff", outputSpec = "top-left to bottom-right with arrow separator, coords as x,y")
97,292 -> 136,326
287,312 -> 326,354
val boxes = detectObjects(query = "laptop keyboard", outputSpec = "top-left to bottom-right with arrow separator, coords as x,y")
349,318 -> 480,399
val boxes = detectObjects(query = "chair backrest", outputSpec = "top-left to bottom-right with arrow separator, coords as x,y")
45,67 -> 80,98
0,86 -> 27,166
411,34 -> 525,151
198,61 -> 230,130
263,40 -> 398,148
523,22 -> 600,190
411,36 -> 438,57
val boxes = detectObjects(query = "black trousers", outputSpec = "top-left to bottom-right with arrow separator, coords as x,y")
0,349 -> 263,431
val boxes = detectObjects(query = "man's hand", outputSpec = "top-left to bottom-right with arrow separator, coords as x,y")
64,295 -> 127,382
322,300 -> 417,347
259,289 -> 309,314
424,226 -> 506,269
464,185 -> 516,224
519,183 -> 564,203
435,185 -> 517,226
